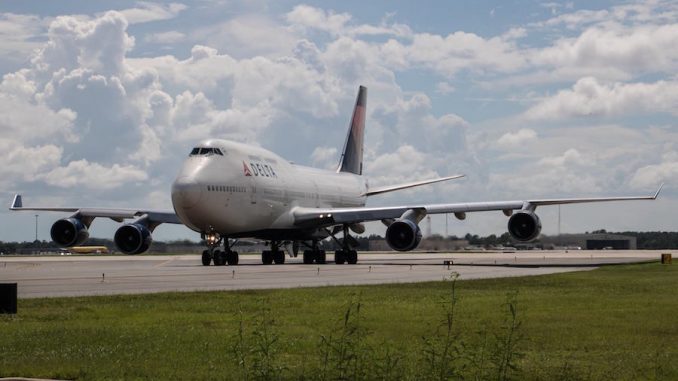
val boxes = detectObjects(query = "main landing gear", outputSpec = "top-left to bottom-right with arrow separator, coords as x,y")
201,231 -> 239,266
334,248 -> 358,265
331,225 -> 358,265
261,241 -> 285,265
302,240 -> 326,264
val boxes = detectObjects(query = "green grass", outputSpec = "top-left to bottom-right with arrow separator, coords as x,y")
1,262 -> 677,380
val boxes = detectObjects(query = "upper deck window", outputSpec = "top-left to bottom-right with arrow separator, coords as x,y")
189,147 -> 224,156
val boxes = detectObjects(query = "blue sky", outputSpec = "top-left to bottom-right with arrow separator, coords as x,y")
0,0 -> 676,242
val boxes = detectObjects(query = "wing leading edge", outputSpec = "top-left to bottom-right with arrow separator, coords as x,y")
293,185 -> 663,228
9,194 -> 181,224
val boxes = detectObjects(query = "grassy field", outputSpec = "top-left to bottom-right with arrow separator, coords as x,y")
1,262 -> 676,380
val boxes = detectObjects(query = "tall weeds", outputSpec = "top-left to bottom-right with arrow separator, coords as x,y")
318,298 -> 371,380
231,301 -> 286,380
228,280 -> 524,380
420,272 -> 465,380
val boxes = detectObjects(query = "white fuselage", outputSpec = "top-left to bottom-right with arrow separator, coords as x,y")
171,139 -> 367,238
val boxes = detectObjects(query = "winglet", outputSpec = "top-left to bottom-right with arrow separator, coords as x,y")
10,194 -> 22,210
653,183 -> 664,199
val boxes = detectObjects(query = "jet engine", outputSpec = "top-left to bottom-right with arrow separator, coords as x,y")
507,211 -> 542,241
50,218 -> 89,247
114,223 -> 153,254
385,219 -> 422,251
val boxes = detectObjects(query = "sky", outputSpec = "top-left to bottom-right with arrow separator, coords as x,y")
0,0 -> 677,243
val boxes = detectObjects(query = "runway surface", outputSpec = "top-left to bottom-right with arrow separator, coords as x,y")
0,250 -> 667,298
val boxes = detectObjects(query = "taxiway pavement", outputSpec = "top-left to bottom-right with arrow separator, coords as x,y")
0,250 -> 667,298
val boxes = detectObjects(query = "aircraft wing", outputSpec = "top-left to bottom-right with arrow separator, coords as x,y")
293,185 -> 663,228
9,194 -> 181,224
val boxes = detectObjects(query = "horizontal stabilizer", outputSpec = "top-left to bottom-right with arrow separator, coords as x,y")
364,174 -> 465,197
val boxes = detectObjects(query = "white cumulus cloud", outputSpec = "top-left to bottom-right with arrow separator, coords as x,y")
523,77 -> 678,121
496,128 -> 537,148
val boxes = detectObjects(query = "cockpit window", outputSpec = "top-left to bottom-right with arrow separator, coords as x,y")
190,147 -> 225,156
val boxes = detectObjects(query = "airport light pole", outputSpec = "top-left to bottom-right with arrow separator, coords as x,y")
35,214 -> 38,242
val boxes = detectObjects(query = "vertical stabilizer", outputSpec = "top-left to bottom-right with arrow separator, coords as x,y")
338,86 -> 367,175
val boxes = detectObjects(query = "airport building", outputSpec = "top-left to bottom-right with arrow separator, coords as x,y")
541,233 -> 637,250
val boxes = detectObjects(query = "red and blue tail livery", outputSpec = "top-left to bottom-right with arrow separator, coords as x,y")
338,86 -> 366,175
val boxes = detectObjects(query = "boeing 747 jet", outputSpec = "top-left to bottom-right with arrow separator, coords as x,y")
10,86 -> 662,266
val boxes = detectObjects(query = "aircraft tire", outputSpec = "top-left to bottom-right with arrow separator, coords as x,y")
347,250 -> 358,264
273,250 -> 285,264
316,250 -> 326,264
334,250 -> 346,264
227,251 -> 239,266
303,250 -> 314,264
262,250 -> 273,265
202,250 -> 212,266
213,250 -> 226,266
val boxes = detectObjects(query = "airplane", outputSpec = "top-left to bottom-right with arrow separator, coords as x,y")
10,86 -> 662,266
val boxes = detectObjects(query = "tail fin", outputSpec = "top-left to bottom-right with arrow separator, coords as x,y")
337,86 -> 367,175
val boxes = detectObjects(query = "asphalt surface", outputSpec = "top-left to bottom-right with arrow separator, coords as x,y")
0,250 -> 667,298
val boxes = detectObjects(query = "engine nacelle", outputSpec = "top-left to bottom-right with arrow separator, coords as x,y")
385,219 -> 422,251
114,224 -> 152,254
50,218 -> 89,247
507,211 -> 542,242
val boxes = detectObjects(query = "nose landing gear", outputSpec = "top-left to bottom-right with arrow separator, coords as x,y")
201,231 -> 239,266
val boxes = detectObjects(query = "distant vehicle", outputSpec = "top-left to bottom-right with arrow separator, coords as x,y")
10,86 -> 662,267
69,246 -> 109,254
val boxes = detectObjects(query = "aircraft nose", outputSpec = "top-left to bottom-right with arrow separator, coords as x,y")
172,176 -> 203,209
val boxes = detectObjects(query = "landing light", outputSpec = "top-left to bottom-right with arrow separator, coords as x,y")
206,233 -> 220,245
